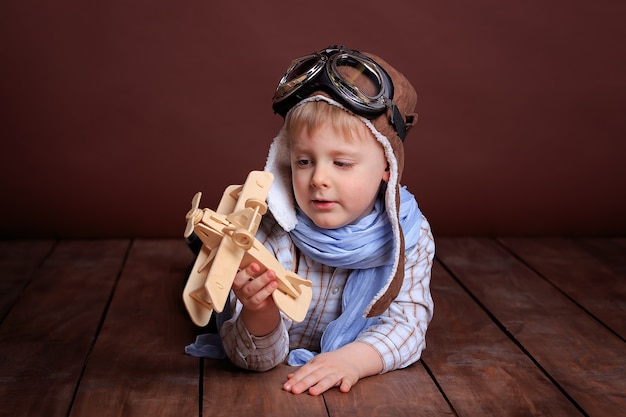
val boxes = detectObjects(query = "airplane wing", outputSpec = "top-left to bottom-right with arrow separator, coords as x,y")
204,171 -> 274,313
242,241 -> 313,323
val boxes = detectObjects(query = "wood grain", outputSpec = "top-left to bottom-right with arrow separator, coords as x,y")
423,260 -> 581,416
201,360 -> 328,416
69,240 -> 199,417
0,240 -> 130,417
0,240 -> 55,322
1,238 -> 623,417
323,361 -> 453,417
499,237 -> 626,338
436,237 -> 626,416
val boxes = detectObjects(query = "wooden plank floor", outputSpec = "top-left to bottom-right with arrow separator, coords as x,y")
0,238 -> 624,417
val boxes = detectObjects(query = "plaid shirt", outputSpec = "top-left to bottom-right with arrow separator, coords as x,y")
221,215 -> 435,373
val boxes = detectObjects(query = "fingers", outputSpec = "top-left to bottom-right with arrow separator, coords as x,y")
245,274 -> 278,307
284,372 -> 349,396
232,262 -> 262,290
232,263 -> 278,311
284,365 -> 353,396
284,351 -> 363,396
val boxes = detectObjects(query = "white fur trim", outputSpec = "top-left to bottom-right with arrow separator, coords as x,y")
265,129 -> 297,231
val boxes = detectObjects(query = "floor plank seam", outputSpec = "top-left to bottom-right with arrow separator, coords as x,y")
65,239 -> 135,417
321,391 -> 331,417
435,256 -> 590,417
495,238 -> 626,343
198,357 -> 204,417
0,239 -> 58,325
2,238 -> 621,416
420,359 -> 459,416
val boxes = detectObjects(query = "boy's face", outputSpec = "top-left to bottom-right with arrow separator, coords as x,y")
290,121 -> 390,229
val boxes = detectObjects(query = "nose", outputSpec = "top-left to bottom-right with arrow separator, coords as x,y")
310,165 -> 329,188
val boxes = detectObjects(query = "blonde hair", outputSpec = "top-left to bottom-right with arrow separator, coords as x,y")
282,100 -> 371,143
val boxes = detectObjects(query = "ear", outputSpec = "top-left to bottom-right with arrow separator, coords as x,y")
382,165 -> 391,182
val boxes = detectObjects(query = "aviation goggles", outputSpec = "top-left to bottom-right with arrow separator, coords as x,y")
272,45 -> 408,140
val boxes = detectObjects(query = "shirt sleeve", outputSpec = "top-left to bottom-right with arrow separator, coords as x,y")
220,302 -> 290,371
356,215 -> 435,373
218,216 -> 294,372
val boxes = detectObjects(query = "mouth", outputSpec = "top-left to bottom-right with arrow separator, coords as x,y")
311,199 -> 336,210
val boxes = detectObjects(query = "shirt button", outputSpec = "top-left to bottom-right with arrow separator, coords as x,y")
331,287 -> 340,295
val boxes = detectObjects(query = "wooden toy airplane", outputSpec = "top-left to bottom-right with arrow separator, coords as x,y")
182,171 -> 313,327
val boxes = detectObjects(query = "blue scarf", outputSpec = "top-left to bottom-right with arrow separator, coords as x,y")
287,186 -> 422,365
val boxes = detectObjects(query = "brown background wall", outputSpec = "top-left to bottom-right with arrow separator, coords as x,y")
1,1 -> 624,238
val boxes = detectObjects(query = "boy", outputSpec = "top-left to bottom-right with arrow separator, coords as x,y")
197,46 -> 434,396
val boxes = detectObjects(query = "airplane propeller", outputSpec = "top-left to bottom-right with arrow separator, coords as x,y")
184,192 -> 203,238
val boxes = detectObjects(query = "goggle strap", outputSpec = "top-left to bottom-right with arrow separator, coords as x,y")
390,104 -> 407,141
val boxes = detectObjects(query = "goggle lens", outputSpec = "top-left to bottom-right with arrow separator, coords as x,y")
284,56 -> 319,83
272,46 -> 407,140
275,55 -> 323,101
332,55 -> 382,98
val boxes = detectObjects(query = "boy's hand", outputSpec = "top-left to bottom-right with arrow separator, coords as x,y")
283,342 -> 383,396
232,262 -> 280,336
